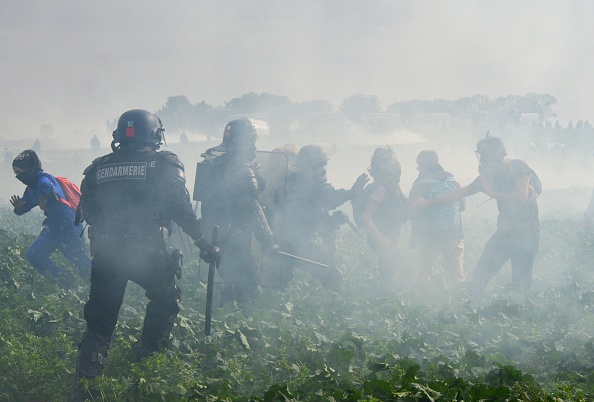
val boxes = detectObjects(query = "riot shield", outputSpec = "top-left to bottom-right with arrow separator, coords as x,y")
194,160 -> 224,284
252,151 -> 288,288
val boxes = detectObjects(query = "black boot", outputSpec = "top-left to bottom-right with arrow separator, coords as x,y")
72,330 -> 110,401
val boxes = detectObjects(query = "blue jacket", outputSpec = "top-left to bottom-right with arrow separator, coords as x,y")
14,170 -> 76,228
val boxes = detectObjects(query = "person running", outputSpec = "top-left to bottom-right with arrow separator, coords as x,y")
10,149 -> 91,278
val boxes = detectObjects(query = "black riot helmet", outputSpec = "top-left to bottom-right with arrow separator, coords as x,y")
296,144 -> 329,181
112,109 -> 165,150
203,117 -> 257,159
296,145 -> 329,170
223,118 -> 257,148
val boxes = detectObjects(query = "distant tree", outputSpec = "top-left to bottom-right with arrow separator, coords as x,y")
567,121 -> 574,130
555,120 -> 562,129
545,120 -> 553,129
294,99 -> 333,115
585,120 -> 592,130
155,95 -> 195,133
339,94 -> 382,124
225,92 -> 291,114
291,99 -> 333,130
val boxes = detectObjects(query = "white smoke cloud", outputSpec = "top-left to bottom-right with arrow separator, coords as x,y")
0,0 -> 593,144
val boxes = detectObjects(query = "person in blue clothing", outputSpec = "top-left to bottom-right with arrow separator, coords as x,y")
10,149 -> 90,278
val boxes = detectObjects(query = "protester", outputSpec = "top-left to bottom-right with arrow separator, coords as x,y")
10,149 -> 90,278
356,146 -> 407,295
409,150 -> 465,291
415,135 -> 539,299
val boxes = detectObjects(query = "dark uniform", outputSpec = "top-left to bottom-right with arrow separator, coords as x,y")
283,145 -> 367,288
199,118 -> 275,312
72,110 -> 216,399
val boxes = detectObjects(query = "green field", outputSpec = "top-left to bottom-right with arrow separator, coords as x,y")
1,184 -> 594,401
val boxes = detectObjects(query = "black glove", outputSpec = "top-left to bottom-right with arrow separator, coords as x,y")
350,173 -> 369,196
196,237 -> 221,265
199,245 -> 221,265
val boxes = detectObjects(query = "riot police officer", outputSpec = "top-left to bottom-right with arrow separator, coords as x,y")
283,144 -> 368,289
198,118 -> 276,313
72,109 -> 218,400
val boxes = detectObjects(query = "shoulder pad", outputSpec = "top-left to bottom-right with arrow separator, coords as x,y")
155,150 -> 185,169
83,154 -> 111,176
155,151 -> 186,185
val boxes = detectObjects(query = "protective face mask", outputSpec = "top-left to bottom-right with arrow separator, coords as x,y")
16,170 -> 36,185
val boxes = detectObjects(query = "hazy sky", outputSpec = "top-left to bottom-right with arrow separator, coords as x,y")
1,0 -> 593,141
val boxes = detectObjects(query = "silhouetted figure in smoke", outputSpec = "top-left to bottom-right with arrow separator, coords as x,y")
179,131 -> 189,144
409,149 -> 465,293
198,118 -> 277,314
357,146 -> 407,295
415,135 -> 539,300
10,149 -> 90,278
32,138 -> 41,153
3,147 -> 13,166
90,134 -> 100,150
283,144 -> 368,290
71,109 -> 218,401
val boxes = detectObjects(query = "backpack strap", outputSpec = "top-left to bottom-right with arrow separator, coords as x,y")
414,178 -> 439,185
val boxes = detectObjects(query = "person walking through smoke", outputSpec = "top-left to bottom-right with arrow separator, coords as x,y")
414,135 -> 540,300
408,150 -> 465,294
10,149 -> 90,278
90,134 -> 100,151
71,109 -> 219,401
198,118 -> 277,314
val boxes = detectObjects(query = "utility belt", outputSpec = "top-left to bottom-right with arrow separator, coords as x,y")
88,225 -> 183,278
88,225 -> 167,255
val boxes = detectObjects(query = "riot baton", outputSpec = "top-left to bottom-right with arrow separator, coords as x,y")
204,225 -> 219,336
278,251 -> 329,268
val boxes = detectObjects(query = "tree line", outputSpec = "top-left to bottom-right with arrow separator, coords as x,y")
105,92 -> 592,145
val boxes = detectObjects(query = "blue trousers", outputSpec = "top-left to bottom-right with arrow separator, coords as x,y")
26,225 -> 91,278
